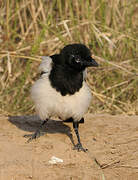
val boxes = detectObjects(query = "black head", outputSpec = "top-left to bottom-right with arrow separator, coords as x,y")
60,44 -> 99,71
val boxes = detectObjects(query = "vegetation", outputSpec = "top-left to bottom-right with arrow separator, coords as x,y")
0,0 -> 137,115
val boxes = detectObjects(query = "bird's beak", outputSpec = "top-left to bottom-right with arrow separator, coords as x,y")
83,56 -> 99,67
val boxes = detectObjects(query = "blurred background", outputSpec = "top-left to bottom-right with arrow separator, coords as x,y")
0,0 -> 137,116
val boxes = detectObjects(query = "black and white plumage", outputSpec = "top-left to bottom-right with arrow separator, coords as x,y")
28,44 -> 98,152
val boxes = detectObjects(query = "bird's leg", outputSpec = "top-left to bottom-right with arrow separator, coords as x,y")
24,119 -> 49,143
73,120 -> 88,152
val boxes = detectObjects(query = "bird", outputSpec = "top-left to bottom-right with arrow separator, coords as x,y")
27,43 -> 99,152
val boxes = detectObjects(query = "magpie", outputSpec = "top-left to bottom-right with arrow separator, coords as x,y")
27,44 -> 98,152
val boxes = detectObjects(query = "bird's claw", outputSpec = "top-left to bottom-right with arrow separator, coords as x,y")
73,143 -> 88,152
23,130 -> 41,143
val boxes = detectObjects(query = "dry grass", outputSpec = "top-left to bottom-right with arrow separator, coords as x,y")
0,0 -> 138,115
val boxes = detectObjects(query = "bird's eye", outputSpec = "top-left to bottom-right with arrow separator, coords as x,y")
75,58 -> 80,63
70,54 -> 80,63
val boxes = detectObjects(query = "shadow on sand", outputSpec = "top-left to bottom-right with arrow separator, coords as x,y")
8,115 -> 75,146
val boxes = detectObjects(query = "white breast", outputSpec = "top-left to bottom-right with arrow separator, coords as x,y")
31,56 -> 92,122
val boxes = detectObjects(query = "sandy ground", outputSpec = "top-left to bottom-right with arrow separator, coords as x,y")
0,114 -> 138,180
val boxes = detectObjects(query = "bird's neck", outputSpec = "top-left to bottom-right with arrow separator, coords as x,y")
49,64 -> 83,96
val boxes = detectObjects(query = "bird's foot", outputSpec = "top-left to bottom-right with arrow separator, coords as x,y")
24,130 -> 43,143
73,143 -> 88,152
24,119 -> 48,143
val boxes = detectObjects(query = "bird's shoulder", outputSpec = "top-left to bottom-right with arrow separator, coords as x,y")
39,56 -> 53,75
